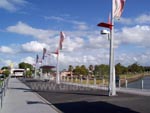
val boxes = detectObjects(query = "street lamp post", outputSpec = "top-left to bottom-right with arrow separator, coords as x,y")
100,29 -> 116,96
101,29 -> 112,96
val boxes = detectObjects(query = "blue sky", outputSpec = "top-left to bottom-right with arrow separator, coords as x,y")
0,0 -> 150,69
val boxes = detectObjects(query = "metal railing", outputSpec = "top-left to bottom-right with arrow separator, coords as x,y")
0,76 -> 9,108
61,76 -> 150,90
120,78 -> 150,90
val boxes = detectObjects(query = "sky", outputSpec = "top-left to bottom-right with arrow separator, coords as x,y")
0,0 -> 150,69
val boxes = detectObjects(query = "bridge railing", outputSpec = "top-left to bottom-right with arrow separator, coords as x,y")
0,76 -> 10,108
118,76 -> 150,90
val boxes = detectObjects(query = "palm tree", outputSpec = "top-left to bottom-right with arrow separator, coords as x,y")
68,65 -> 73,77
89,65 -> 94,78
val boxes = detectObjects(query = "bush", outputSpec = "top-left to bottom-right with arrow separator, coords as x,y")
3,70 -> 10,77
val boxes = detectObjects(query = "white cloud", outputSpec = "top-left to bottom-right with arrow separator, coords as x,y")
118,25 -> 150,47
0,0 -> 27,12
118,14 -> 150,25
116,17 -> 132,25
74,24 -> 89,30
64,36 -> 84,51
89,36 -> 110,49
6,21 -> 57,43
116,52 -> 150,66
0,46 -> 14,53
21,56 -> 35,65
45,16 -> 89,30
5,18 -> 150,69
21,41 -> 48,53
135,14 -> 150,24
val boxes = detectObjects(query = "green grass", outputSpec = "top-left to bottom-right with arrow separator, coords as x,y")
0,80 -> 3,87
120,73 -> 144,79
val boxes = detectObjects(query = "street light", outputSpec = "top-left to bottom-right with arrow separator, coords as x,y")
101,29 -> 110,34
97,21 -> 116,96
101,29 -> 112,96
101,30 -> 110,40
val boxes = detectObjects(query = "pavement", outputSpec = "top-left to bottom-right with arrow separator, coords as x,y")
22,78 -> 150,113
0,78 -> 59,113
62,82 -> 150,96
1,78 -> 150,113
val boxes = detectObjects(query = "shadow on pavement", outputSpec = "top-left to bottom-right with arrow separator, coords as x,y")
26,100 -> 51,105
34,90 -> 108,97
53,101 -> 139,113
8,87 -> 33,92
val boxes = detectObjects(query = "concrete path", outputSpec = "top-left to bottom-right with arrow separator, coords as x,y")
0,78 -> 59,113
23,79 -> 150,113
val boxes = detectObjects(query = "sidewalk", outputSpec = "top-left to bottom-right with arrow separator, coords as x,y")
0,78 -> 59,113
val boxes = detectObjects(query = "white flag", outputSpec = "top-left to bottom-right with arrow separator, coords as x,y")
113,0 -> 126,19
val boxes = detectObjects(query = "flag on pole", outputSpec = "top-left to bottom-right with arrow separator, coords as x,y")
36,54 -> 39,63
52,48 -> 59,55
108,12 -> 111,24
113,0 -> 126,19
38,58 -> 43,63
42,48 -> 47,59
59,31 -> 65,50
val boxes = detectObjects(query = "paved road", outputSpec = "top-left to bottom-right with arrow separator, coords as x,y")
21,78 -> 150,113
1,78 -> 59,113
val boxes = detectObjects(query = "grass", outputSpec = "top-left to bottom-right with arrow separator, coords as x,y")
120,73 -> 144,79
0,80 -> 3,87
63,73 -> 146,86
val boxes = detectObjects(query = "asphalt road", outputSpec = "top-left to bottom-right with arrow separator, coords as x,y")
20,78 -> 150,113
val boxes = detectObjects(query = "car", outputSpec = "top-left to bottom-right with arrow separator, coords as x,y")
0,74 -> 5,78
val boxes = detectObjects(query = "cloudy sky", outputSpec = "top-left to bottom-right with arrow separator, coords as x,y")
0,0 -> 150,69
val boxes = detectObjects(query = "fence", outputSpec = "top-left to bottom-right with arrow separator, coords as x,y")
0,76 -> 9,108
61,76 -> 150,90
61,76 -> 108,87
121,76 -> 150,90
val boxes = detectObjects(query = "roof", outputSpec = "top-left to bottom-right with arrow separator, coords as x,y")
40,65 -> 56,69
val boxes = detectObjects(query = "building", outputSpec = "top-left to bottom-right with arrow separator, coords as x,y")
11,68 -> 25,77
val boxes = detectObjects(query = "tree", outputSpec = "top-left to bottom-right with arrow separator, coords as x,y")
88,65 -> 94,77
19,62 -> 33,70
73,65 -> 88,77
18,62 -> 33,77
1,66 -> 10,70
73,66 -> 80,76
80,65 -> 88,76
99,64 -> 109,77
1,66 -> 10,77
89,65 -> 94,72
93,65 -> 100,77
128,62 -> 143,73
68,65 -> 73,72
3,69 -> 10,77
68,65 -> 74,77
115,63 -> 127,75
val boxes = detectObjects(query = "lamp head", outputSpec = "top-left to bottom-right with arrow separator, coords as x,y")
101,29 -> 110,35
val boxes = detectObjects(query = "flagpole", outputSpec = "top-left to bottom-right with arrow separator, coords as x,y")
56,49 -> 60,84
110,0 -> 116,96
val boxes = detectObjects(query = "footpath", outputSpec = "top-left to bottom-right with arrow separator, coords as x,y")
0,78 -> 59,113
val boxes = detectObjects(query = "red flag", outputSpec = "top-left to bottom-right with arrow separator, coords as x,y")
113,0 -> 126,19
36,54 -> 39,63
59,31 -> 65,50
52,48 -> 59,55
38,58 -> 42,63
42,48 -> 47,59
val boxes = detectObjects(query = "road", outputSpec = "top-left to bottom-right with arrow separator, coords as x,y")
20,78 -> 150,113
